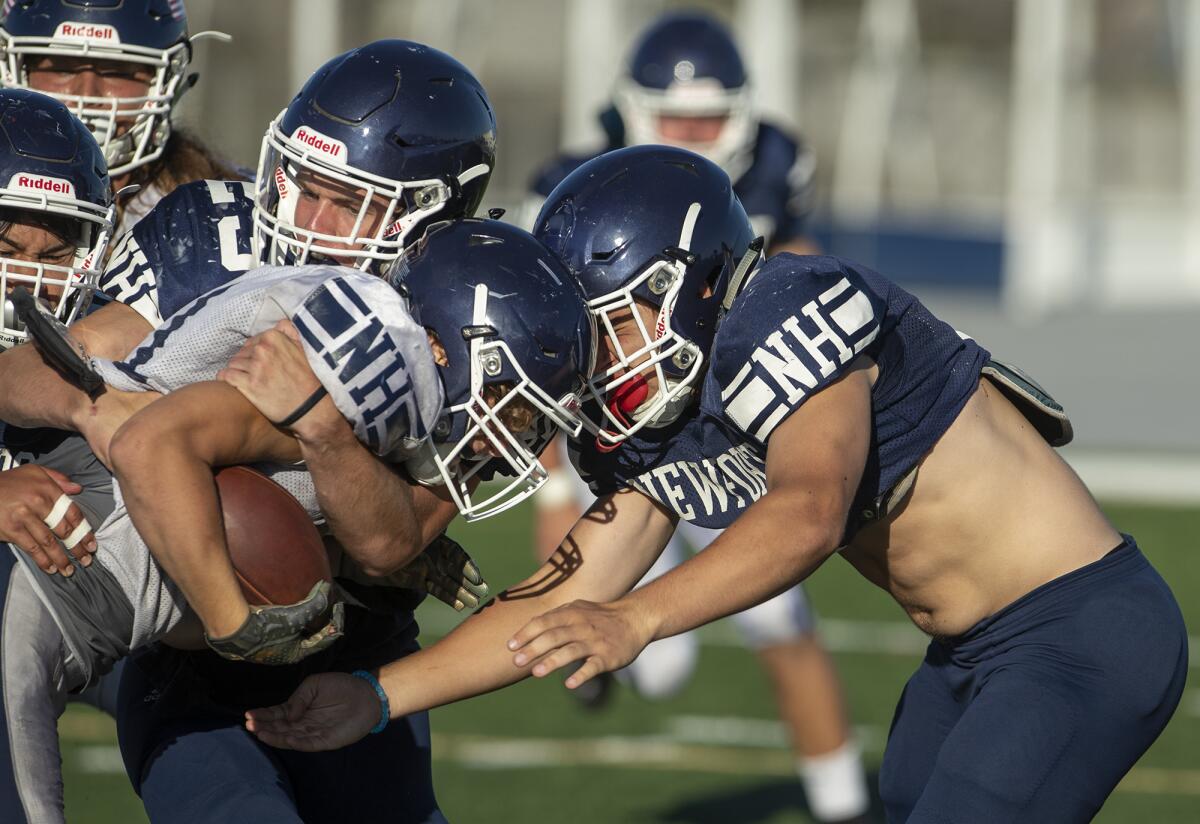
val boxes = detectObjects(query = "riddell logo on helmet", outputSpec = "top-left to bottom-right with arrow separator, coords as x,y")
54,22 -> 120,43
8,173 -> 76,198
273,165 -> 288,198
292,127 -> 347,161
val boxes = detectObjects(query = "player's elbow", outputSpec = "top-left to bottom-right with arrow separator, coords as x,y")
353,535 -> 424,578
770,486 -> 848,565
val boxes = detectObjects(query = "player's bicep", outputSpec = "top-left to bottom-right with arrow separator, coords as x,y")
764,356 -> 874,539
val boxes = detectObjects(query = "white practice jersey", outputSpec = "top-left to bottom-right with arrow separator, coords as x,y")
47,265 -> 443,663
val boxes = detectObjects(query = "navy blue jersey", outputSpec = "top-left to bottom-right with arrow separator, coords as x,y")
529,120 -> 814,249
571,254 -> 989,539
98,179 -> 256,327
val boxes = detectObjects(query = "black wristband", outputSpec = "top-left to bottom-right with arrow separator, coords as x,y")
277,386 -> 329,428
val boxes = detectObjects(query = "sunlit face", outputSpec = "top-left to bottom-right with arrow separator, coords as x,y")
593,299 -> 664,401
289,167 -> 400,265
0,216 -> 77,303
27,55 -> 153,131
657,114 -> 727,145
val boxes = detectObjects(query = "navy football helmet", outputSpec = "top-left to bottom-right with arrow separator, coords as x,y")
389,218 -> 593,520
0,88 -> 114,350
534,145 -> 759,447
0,0 -> 228,176
614,11 -> 755,179
254,39 -> 497,274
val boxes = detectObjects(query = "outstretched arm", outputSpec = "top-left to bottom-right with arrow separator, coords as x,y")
0,301 -> 151,430
109,381 -> 301,638
245,487 -> 677,751
509,360 -> 874,687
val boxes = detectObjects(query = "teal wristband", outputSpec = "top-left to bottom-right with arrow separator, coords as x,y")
351,670 -> 389,734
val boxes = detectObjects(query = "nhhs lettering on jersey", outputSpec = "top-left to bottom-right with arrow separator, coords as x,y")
722,277 -> 879,442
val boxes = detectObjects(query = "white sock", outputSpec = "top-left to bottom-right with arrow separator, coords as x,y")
797,739 -> 870,821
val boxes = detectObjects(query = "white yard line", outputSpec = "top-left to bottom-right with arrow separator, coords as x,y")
428,729 -> 1200,797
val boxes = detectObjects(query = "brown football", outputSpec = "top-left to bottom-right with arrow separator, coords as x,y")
214,466 -> 332,606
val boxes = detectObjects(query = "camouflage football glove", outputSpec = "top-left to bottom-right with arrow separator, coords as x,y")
205,580 -> 345,665
10,286 -> 103,395
393,533 -> 490,611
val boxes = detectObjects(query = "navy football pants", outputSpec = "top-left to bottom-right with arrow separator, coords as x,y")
117,604 -> 446,824
879,537 -> 1187,823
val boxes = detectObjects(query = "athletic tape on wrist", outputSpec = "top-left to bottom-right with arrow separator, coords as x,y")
351,669 -> 389,734
42,493 -> 72,531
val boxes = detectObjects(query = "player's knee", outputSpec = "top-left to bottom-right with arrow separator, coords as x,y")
620,634 -> 698,700
732,590 -> 815,649
107,417 -> 156,477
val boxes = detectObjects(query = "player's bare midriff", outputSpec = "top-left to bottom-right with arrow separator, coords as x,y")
842,376 -> 1122,638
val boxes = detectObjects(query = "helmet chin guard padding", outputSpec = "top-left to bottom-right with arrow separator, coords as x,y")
534,145 -> 761,448
253,39 -> 496,274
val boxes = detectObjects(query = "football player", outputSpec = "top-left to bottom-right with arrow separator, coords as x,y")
248,146 -> 1187,824
526,13 -> 864,819
0,0 -> 240,232
0,40 -> 508,824
5,220 -> 590,824
0,0 -> 242,722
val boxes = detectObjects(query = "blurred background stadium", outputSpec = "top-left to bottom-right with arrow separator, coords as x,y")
59,0 -> 1199,821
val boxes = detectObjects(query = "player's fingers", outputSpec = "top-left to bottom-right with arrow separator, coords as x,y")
41,493 -> 72,532
507,613 -> 554,652
511,625 -> 577,667
276,319 -> 302,345
17,523 -> 71,575
530,642 -> 591,678
244,704 -> 289,726
461,558 -> 485,587
61,518 -> 95,564
565,656 -> 607,690
12,529 -> 57,574
424,581 -> 467,611
40,467 -> 83,496
47,497 -> 85,541
216,365 -> 255,392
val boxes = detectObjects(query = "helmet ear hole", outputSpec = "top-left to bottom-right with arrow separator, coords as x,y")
698,261 -> 724,299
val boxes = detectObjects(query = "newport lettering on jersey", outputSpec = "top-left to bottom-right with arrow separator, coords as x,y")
627,442 -> 767,522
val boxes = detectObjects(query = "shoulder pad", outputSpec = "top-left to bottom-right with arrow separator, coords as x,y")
713,256 -> 886,444
289,271 -> 443,457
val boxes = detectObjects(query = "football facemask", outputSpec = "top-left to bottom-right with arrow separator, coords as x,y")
0,201 -> 115,351
0,30 -> 229,176
252,114 -> 489,273
408,284 -> 585,522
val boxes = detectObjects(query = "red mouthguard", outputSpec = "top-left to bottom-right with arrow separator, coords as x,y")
610,375 -> 649,416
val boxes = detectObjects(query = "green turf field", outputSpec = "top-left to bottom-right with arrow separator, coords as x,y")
60,501 -> 1199,822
